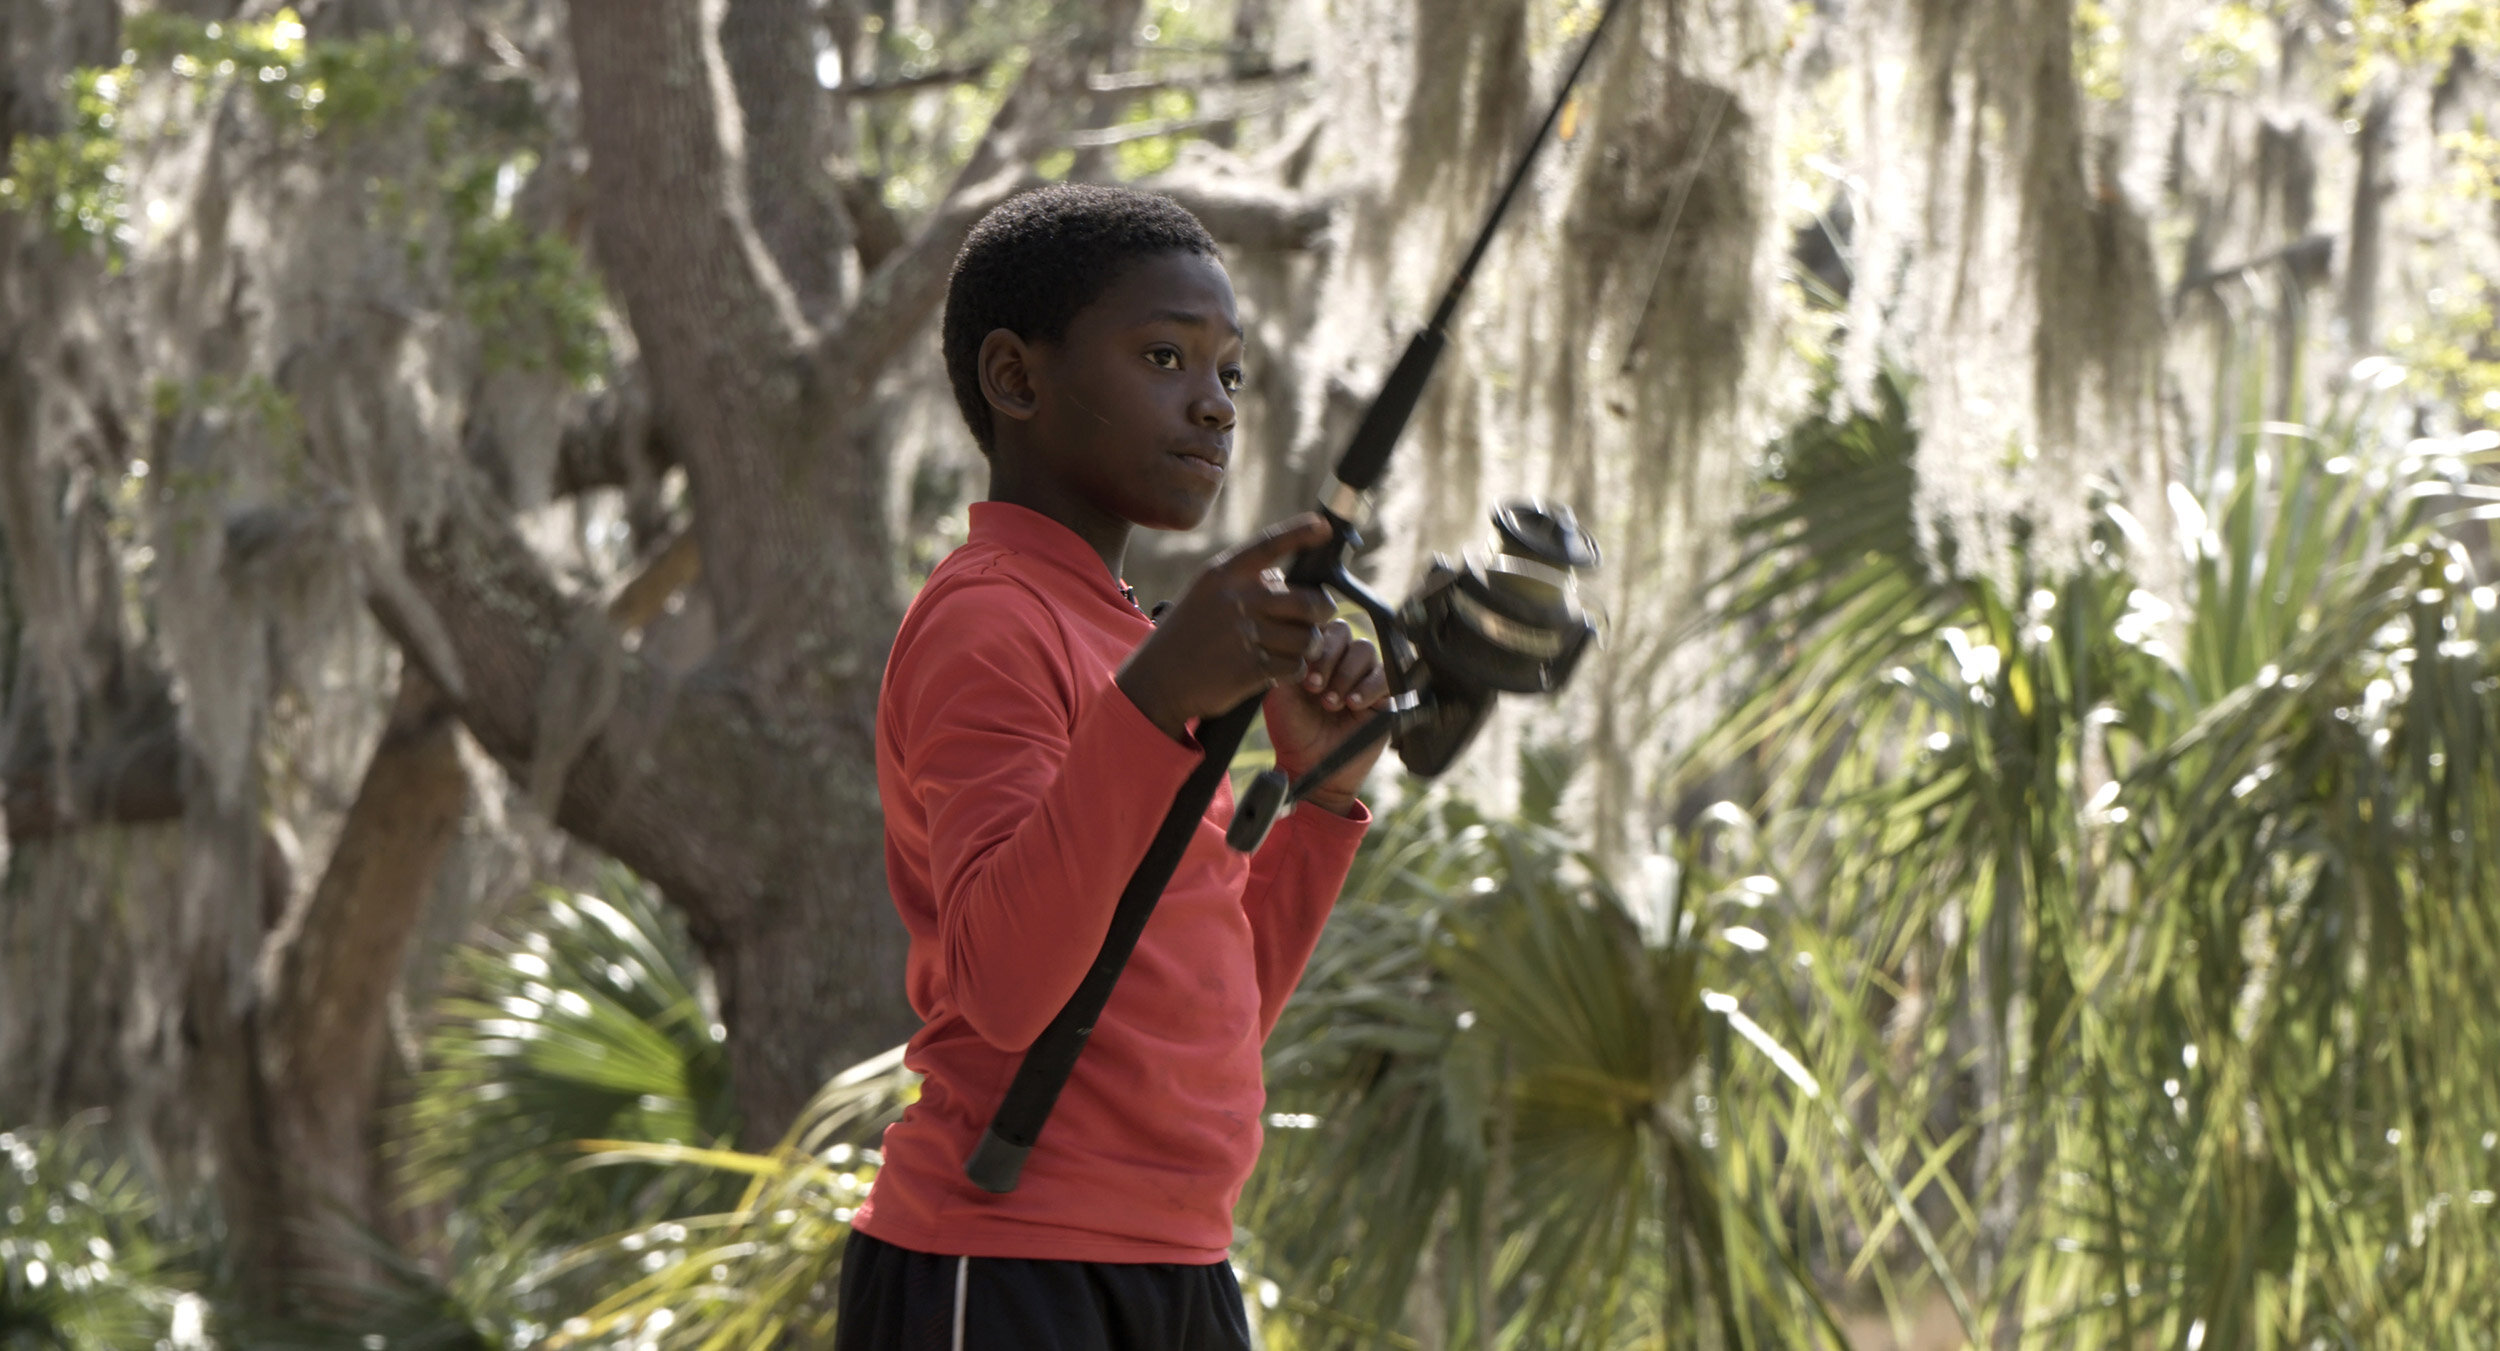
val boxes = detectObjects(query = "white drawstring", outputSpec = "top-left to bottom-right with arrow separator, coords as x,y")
952,1255 -> 969,1351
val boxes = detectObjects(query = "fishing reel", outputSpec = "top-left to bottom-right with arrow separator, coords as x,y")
1226,500 -> 1601,851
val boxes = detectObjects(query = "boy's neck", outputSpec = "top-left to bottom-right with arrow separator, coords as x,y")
985,454 -> 1132,580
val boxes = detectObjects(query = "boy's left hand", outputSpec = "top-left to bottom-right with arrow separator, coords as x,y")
1263,614 -> 1391,815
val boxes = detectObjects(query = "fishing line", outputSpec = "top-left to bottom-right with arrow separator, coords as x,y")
1618,77 -> 1737,376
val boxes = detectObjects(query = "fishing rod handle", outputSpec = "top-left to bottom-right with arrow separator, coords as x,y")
1226,701 -> 1408,852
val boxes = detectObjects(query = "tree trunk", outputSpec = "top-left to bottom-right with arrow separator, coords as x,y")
720,0 -> 853,323
384,454 -> 915,1145
410,0 -> 1136,1143
249,669 -> 468,1306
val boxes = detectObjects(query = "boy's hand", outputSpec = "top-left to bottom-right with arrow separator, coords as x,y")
1115,513 -> 1389,813
1114,514 -> 1335,725
1263,617 -> 1390,814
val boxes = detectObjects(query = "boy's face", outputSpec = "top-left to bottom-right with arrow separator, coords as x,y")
1015,251 -> 1245,533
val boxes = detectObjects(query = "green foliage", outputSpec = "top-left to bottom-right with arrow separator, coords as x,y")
151,372 -> 305,443
437,149 -> 610,383
536,1052 -> 915,1350
1111,87 -> 1201,180
854,7 -> 1030,216
2183,3 -> 2272,94
147,374 -> 312,532
0,1127 -> 194,1351
1686,355 -> 2500,1345
1240,781 -> 1904,1350
1111,0 -> 1239,178
2342,0 -> 2500,95
1,10 -> 427,255
4,8 -> 604,381
124,9 -> 426,137
2387,283 -> 2500,431
398,872 -> 744,1340
0,66 -> 134,259
2387,128 -> 2500,420
2072,1 -> 2127,104
854,0 -> 1247,208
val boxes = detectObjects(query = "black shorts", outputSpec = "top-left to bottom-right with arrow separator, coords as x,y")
834,1230 -> 1256,1351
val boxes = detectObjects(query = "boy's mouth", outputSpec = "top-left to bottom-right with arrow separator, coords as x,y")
1171,448 -> 1228,482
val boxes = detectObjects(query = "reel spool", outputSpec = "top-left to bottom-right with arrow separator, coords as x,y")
1392,500 -> 1601,776
1224,499 -> 1599,852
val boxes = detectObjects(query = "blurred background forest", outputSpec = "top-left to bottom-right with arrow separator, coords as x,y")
4,0 -> 2500,1345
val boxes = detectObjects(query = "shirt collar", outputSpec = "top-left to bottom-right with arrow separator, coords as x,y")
967,501 -> 1143,613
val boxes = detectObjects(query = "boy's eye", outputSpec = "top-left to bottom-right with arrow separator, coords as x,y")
1147,347 -> 1181,370
1220,368 -> 1244,393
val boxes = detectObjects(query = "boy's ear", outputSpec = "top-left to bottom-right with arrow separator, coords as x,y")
977,328 -> 1042,425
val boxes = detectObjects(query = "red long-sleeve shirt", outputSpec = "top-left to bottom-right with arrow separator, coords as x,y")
853,501 -> 1369,1263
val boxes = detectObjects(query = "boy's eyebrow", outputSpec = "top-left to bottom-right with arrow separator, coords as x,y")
1142,307 -> 1245,340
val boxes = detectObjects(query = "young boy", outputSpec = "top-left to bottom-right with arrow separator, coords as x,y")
839,185 -> 1391,1349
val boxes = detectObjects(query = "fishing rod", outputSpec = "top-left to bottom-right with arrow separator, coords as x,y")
965,0 -> 1630,1195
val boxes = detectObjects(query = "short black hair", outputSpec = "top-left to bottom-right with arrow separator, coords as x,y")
942,184 -> 1219,455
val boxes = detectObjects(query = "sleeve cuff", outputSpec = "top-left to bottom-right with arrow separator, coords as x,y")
1288,796 -> 1371,834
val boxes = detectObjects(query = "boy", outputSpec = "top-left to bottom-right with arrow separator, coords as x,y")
839,184 -> 1391,1349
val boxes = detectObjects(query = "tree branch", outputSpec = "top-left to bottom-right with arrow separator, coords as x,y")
2173,232 -> 2335,303
1144,175 -> 1336,252
1067,103 -> 1287,147
255,669 -> 467,1294
1086,57 -> 1310,94
372,474 -> 919,1134
370,479 -> 713,904
836,174 -> 909,273
570,0 -> 892,691
826,6 -> 1141,377
720,0 -> 853,320
569,0 -> 808,363
838,60 -> 1000,97
605,528 -> 702,632
830,168 -> 1028,379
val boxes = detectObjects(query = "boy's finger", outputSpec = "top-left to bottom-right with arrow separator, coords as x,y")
1213,514 -> 1333,576
1252,616 -> 1326,666
1246,586 -> 1336,627
1332,642 -> 1383,707
1301,623 -> 1353,692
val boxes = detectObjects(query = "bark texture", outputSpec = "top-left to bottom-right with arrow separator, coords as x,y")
255,671 -> 468,1297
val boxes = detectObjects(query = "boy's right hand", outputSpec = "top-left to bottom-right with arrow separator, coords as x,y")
1117,515 -> 1340,743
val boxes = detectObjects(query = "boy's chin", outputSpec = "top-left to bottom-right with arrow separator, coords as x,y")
1127,490 -> 1222,534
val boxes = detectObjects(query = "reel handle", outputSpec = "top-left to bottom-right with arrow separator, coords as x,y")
1226,705 -> 1407,852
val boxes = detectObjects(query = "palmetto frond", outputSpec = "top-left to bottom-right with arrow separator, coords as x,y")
395,869 -> 744,1338
1242,788 -> 1906,1350
0,1126 -> 192,1351
1687,361 -> 2500,1347
541,1047 -> 916,1350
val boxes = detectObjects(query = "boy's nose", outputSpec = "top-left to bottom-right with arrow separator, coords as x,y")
1190,383 -> 1235,431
